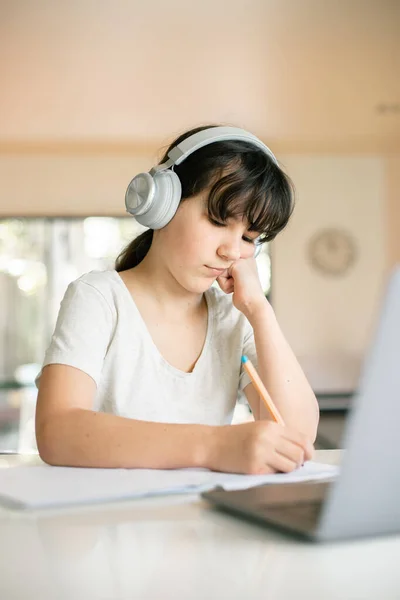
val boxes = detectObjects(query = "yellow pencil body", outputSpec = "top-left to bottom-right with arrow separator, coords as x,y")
241,355 -> 285,426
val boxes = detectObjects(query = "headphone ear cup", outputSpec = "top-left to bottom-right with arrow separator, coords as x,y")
125,172 -> 155,217
134,170 -> 182,229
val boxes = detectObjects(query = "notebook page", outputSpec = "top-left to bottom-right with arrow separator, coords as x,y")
0,460 -> 339,509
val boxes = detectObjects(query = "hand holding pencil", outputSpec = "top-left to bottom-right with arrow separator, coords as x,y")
205,355 -> 313,474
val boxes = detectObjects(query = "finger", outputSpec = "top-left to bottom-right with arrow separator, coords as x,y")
218,269 -> 230,280
248,463 -> 277,476
216,275 -> 233,293
223,285 -> 234,294
281,429 -> 314,459
274,437 -> 305,466
216,279 -> 229,293
267,450 -> 299,474
216,271 -> 229,283
303,443 -> 315,461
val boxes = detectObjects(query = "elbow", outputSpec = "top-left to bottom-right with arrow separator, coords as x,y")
38,449 -> 58,467
36,425 -> 55,465
298,396 -> 320,443
288,395 -> 320,443
309,397 -> 320,443
35,419 -> 64,466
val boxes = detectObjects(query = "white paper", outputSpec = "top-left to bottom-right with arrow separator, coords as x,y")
0,460 -> 338,509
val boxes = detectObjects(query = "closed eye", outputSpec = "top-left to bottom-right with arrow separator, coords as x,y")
208,216 -> 257,244
208,216 -> 225,228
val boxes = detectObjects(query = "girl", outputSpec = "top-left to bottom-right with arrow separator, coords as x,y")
35,124 -> 319,474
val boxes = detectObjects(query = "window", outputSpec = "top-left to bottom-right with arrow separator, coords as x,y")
0,217 -> 271,450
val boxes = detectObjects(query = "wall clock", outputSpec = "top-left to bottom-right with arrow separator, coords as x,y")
308,228 -> 357,276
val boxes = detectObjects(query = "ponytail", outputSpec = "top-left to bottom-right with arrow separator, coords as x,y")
115,229 -> 154,271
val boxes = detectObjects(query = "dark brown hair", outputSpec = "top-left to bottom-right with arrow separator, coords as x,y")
116,124 -> 294,271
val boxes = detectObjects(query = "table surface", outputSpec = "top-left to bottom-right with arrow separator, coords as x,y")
1,450 -> 399,600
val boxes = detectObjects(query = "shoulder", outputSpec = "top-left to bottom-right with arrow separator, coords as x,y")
63,270 -> 121,317
73,270 -> 117,295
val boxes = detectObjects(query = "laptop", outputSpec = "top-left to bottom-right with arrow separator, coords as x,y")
202,267 -> 400,542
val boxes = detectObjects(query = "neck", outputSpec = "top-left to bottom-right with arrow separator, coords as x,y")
128,248 -> 205,316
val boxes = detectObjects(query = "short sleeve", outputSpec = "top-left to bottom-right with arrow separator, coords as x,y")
35,279 -> 114,388
238,317 -> 258,391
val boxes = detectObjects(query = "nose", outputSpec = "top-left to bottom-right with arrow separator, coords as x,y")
217,238 -> 241,262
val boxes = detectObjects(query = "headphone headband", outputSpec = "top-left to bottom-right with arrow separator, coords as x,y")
150,126 -> 278,175
126,126 -> 278,234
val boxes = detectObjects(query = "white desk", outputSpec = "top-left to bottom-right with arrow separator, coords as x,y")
0,450 -> 399,600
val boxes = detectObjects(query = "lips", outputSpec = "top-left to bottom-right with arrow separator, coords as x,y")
205,265 -> 226,275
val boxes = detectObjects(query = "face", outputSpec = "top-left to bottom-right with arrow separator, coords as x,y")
154,193 -> 260,293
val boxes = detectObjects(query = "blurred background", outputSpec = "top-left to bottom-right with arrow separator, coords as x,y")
0,0 -> 399,452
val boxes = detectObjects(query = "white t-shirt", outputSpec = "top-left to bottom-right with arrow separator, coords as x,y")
36,270 -> 258,426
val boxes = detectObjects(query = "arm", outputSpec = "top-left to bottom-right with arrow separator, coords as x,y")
245,301 -> 319,441
36,364 -> 212,469
217,258 -> 319,442
37,273 -> 313,471
36,364 -> 313,472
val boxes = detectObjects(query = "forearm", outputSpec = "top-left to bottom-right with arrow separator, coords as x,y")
36,408 -> 214,469
247,300 -> 319,440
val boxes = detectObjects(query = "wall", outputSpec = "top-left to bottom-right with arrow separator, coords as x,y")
0,147 -> 152,216
0,0 -> 399,392
271,154 -> 389,392
386,157 -> 400,268
1,0 -> 399,144
0,147 -> 397,393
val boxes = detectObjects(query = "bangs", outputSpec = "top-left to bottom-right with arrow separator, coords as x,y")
206,157 -> 295,242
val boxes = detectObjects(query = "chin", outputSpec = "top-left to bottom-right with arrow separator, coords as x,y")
190,283 -> 213,294
182,277 -> 214,295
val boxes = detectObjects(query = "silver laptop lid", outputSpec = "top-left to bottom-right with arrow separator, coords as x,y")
317,267 -> 400,541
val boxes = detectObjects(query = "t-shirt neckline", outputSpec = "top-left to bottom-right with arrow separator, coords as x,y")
111,270 -> 214,378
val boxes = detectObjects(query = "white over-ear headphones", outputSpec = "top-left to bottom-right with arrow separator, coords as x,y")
125,126 -> 279,255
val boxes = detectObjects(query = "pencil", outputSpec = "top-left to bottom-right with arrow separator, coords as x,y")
241,355 -> 285,426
